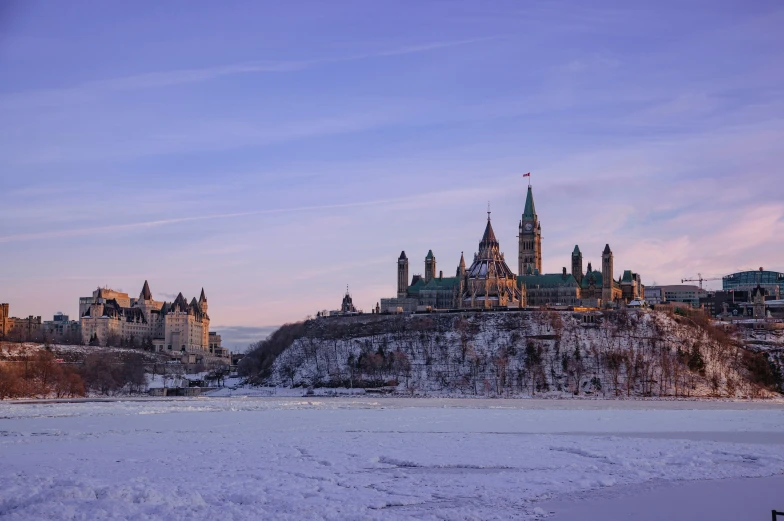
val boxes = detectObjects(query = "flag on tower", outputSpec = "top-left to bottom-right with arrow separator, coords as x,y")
523,172 -> 530,177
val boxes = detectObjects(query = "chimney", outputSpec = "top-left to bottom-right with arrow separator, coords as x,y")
439,270 -> 443,280
562,267 -> 567,279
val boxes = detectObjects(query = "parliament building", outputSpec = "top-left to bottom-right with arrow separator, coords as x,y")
380,184 -> 644,312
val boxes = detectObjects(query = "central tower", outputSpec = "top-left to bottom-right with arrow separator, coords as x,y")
518,185 -> 542,275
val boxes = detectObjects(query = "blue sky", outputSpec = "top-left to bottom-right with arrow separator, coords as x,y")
1,1 -> 783,345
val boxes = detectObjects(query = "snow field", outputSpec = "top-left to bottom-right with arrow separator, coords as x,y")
1,398 -> 784,520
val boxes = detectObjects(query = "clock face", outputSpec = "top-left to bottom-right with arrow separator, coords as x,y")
524,223 -> 533,232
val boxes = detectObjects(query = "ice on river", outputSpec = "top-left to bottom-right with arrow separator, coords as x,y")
1,398 -> 783,520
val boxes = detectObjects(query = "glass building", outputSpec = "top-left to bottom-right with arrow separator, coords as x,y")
723,269 -> 784,297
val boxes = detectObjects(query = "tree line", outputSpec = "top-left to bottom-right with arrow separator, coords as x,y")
0,346 -> 150,399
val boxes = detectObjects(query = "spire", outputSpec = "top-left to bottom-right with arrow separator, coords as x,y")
523,186 -> 537,219
425,250 -> 435,260
199,288 -> 207,302
603,244 -> 612,255
480,217 -> 498,247
459,252 -> 466,268
140,280 -> 152,300
572,245 -> 581,255
399,250 -> 407,260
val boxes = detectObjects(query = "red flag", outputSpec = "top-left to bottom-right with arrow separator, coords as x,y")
523,172 -> 530,177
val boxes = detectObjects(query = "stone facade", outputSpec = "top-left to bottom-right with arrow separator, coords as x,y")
382,183 -> 645,311
80,281 -> 215,354
0,303 -> 44,341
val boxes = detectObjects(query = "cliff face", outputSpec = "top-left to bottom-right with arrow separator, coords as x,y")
265,310 -> 781,398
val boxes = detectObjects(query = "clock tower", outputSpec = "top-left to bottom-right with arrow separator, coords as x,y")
518,185 -> 542,275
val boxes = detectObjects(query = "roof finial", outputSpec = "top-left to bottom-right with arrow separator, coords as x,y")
487,201 -> 491,221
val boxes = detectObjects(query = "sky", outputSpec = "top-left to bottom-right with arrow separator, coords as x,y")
1,1 -> 783,347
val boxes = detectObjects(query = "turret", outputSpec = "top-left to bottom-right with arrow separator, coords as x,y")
571,246 -> 583,285
457,252 -> 466,278
602,244 -> 614,304
425,250 -> 436,283
199,288 -> 208,314
397,251 -> 408,298
140,280 -> 152,301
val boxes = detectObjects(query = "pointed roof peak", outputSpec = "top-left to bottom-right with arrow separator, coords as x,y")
426,249 -> 435,260
199,288 -> 206,302
399,250 -> 407,260
140,280 -> 152,300
480,218 -> 498,248
603,244 -> 612,255
523,185 -> 537,219
573,245 -> 581,255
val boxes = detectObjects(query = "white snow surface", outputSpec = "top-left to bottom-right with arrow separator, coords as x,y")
1,398 -> 784,520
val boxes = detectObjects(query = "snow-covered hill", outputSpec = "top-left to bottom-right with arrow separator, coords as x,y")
260,310 -> 782,398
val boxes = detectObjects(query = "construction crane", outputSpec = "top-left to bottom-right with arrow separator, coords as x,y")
681,273 -> 722,289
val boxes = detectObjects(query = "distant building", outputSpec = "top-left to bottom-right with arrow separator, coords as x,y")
321,288 -> 363,317
723,269 -> 783,299
648,285 -> 706,307
208,332 -> 229,357
43,312 -> 81,340
0,303 -> 43,341
80,281 -> 220,355
380,184 -> 644,312
645,287 -> 664,305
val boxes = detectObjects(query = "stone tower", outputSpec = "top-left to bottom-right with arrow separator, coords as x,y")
602,244 -> 614,304
518,185 -> 542,275
752,285 -> 766,319
199,288 -> 208,315
571,245 -> 583,285
0,303 -> 9,338
397,251 -> 408,298
425,250 -> 436,283
456,252 -> 466,278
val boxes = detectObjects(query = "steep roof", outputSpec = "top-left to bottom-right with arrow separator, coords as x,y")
425,250 -> 435,260
422,276 -> 461,290
407,277 -> 427,294
479,218 -> 499,249
399,251 -> 407,260
523,186 -> 537,219
572,245 -> 581,255
459,252 -> 466,268
603,244 -> 612,255
518,273 -> 579,288
140,280 -> 152,300
581,270 -> 604,288
199,288 -> 207,302
171,293 -> 188,312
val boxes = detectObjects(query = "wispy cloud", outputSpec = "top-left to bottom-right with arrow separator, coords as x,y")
0,186 -> 504,244
0,37 -> 499,111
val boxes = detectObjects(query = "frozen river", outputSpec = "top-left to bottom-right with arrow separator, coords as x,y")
1,397 -> 783,520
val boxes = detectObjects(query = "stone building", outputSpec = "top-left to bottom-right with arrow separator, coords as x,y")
381,183 -> 644,311
0,303 -> 44,341
461,215 -> 523,308
80,281 -> 215,354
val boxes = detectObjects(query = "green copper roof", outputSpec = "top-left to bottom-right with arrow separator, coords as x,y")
425,250 -> 435,260
580,270 -> 604,288
621,270 -> 635,283
408,276 -> 460,294
407,278 -> 427,294
572,245 -> 581,255
518,273 -> 579,288
423,277 -> 461,289
523,186 -> 537,219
